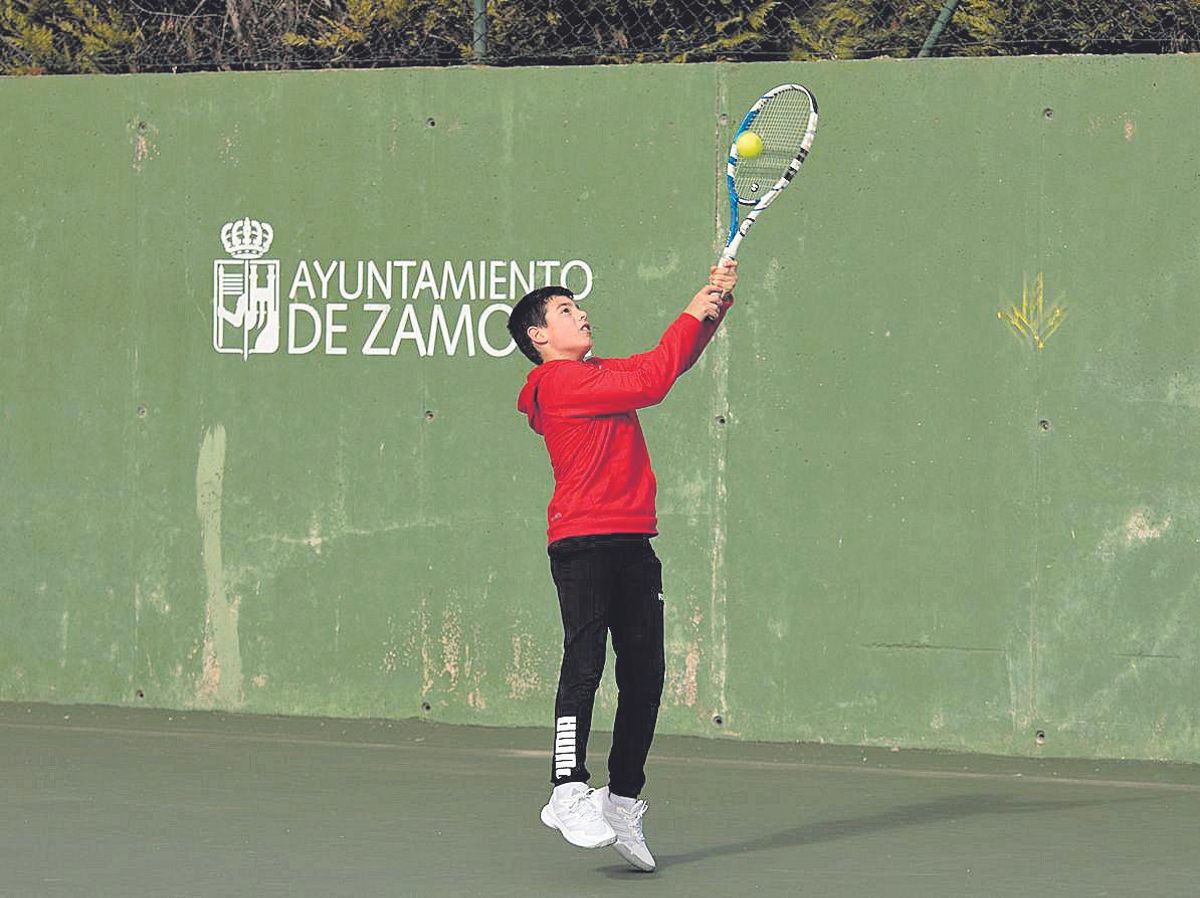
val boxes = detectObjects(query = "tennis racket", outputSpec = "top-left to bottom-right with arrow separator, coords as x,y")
710,84 -> 818,315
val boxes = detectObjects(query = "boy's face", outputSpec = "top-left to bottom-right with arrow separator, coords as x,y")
529,295 -> 591,362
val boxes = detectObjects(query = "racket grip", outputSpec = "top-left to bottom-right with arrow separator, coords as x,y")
705,291 -> 732,322
708,253 -> 735,320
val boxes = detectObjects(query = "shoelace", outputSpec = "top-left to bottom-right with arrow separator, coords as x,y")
615,799 -> 648,842
568,789 -> 606,824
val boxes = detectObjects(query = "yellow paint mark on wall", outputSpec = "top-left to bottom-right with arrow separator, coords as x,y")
997,272 -> 1066,350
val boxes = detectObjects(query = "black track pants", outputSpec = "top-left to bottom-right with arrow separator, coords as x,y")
548,533 -> 665,799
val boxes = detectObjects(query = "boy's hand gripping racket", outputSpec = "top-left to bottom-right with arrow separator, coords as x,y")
709,83 -> 818,317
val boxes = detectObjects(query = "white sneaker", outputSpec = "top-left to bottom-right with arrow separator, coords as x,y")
593,786 -> 656,872
540,783 -> 617,849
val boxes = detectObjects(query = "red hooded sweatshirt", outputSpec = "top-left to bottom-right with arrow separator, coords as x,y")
517,296 -> 733,545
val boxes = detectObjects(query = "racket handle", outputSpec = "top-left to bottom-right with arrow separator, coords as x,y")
707,253 -> 736,320
705,289 -> 733,322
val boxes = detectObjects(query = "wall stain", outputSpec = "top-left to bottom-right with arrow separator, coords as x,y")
1164,372 -> 1200,409
195,424 -> 244,708
440,604 -> 462,690
636,250 -> 681,282
401,599 -> 436,696
463,628 -> 487,711
1096,508 -> 1171,561
128,117 -> 159,172
1040,501 -> 1190,751
666,600 -> 705,709
305,515 -> 324,555
219,123 -> 240,166
506,632 -> 541,699
382,613 -> 400,673
59,610 -> 69,668
1124,509 -> 1170,545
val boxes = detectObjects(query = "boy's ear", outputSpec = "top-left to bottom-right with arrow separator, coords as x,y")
527,324 -> 547,348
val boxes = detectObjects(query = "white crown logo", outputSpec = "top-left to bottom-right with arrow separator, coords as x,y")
220,217 -> 273,260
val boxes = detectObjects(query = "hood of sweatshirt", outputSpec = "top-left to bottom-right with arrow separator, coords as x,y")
517,360 -> 572,435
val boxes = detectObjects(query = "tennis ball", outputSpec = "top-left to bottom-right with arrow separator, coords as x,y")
735,131 -> 763,159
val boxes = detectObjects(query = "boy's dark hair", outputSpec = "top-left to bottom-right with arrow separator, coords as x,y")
507,286 -> 576,366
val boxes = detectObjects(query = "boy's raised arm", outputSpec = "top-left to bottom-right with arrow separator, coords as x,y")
539,279 -> 735,417
606,261 -> 737,373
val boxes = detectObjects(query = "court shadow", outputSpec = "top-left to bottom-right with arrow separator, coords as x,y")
598,792 -> 1155,877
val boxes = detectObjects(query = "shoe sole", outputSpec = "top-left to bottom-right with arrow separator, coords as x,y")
540,803 -> 617,849
613,840 -> 656,872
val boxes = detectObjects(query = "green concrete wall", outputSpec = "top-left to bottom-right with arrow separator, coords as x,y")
2,56 -> 1198,762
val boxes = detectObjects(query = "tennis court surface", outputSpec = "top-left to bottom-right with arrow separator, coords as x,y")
3,702 -> 1197,896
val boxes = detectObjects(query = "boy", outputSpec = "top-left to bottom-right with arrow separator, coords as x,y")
506,261 -> 737,872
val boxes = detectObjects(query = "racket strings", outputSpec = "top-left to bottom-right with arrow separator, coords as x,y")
733,90 -> 813,203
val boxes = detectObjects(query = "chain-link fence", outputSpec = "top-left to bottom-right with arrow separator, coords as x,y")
3,1 -> 1200,75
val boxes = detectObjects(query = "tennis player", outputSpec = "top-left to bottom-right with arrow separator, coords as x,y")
507,261 -> 737,871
